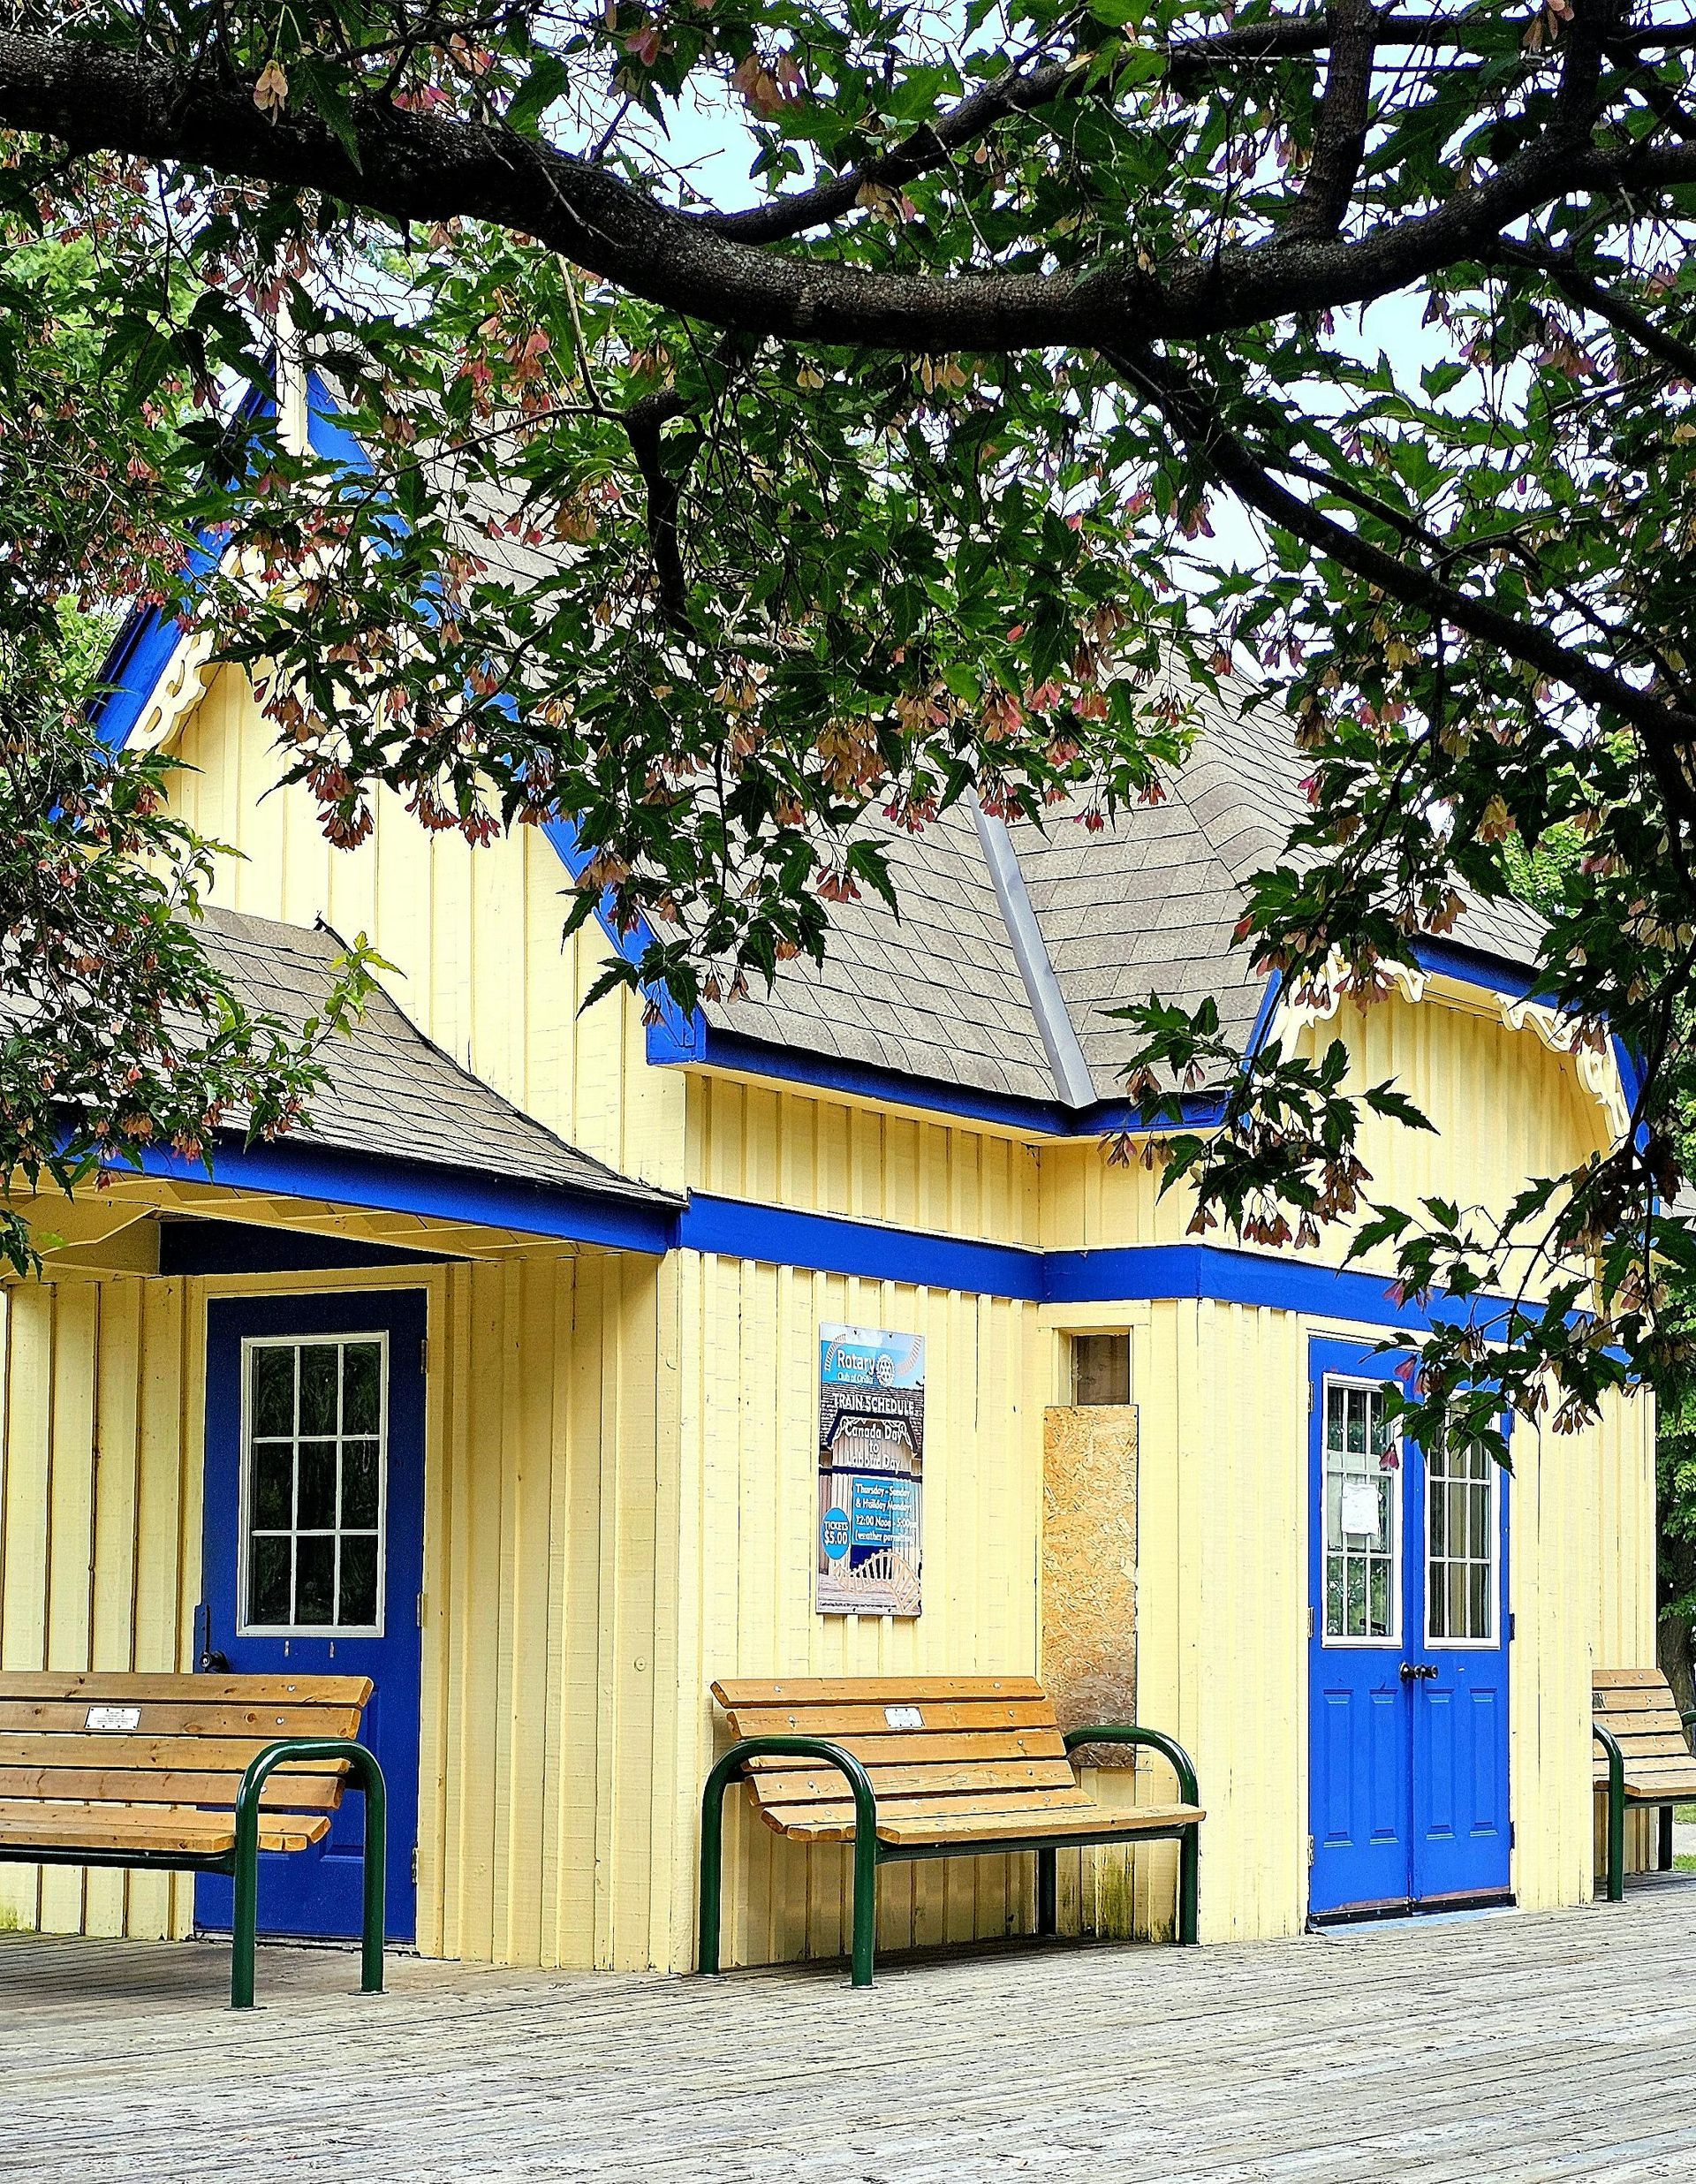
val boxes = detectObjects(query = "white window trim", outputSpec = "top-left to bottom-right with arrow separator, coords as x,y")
1319,1373 -> 1404,1651
1422,1437 -> 1502,1652
238,1330 -> 390,1640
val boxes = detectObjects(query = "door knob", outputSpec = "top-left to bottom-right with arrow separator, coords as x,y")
1400,1662 -> 1440,1681
1400,1662 -> 1419,1681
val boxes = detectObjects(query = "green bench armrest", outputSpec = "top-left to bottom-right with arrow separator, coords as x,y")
1064,1722 -> 1200,1809
699,1734 -> 880,1985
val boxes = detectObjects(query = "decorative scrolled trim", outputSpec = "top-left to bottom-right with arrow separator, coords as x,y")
125,620 -> 218,754
1266,950 -> 1427,1045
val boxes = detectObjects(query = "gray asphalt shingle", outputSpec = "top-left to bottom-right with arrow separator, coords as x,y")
708,679 -> 1546,1111
192,906 -> 674,1206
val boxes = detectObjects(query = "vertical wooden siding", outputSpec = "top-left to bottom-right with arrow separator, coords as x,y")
688,1074 -> 1042,1241
166,668 -> 683,1190
663,1252 -> 1049,1970
0,1276 -> 196,1939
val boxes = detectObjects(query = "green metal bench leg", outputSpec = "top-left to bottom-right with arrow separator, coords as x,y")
360,1765 -> 389,1995
231,1737 -> 387,2009
699,1763 -> 730,1975
231,1836 -> 259,2012
1035,1847 -> 1057,1938
1178,1824 -> 1200,1945
850,1821 -> 878,1990
700,1735 -> 881,1984
1661,1804 -> 1675,1873
1595,1723 -> 1626,1902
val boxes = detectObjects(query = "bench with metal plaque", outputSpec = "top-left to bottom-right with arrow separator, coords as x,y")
1594,1667 -> 1696,1900
699,1674 -> 1203,1986
0,1670 -> 384,2006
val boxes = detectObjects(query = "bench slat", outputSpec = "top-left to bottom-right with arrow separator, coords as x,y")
0,1802 -> 329,1857
0,1672 -> 371,1706
0,1768 -> 343,1810
724,1700 -> 1056,1737
748,1759 -> 1079,1805
0,1701 -> 363,1739
712,1676 -> 1044,1708
0,1733 -> 352,1774
873,1801 -> 1204,1847
759,1781 -> 1096,1823
1594,1763 -> 1696,1793
1594,1668 -> 1670,1689
753,1801 -> 1204,1846
742,1730 -> 1067,1771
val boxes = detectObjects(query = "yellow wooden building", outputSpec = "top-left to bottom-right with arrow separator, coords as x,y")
0,394 -> 1653,1968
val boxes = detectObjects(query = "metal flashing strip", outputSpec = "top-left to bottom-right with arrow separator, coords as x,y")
965,788 -> 1097,1110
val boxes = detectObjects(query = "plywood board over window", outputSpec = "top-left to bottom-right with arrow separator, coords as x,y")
1041,1404 -> 1138,1761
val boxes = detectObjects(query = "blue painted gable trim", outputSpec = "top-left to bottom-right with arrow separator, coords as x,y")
132,1134 -> 678,1256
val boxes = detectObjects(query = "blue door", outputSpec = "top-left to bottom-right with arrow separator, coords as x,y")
1307,1337 -> 1511,1921
197,1289 -> 426,1942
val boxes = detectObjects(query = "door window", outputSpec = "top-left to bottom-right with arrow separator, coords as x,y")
1426,1437 -> 1496,1644
1321,1378 -> 1400,1643
241,1334 -> 387,1634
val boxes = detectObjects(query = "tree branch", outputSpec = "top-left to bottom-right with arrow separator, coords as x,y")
1495,239 -> 1696,382
1103,342 -> 1696,815
5,31 -> 1696,352
1284,0 -> 1381,241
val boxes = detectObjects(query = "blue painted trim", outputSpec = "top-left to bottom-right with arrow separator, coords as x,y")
683,1026 -> 1227,1137
541,818 -> 701,1063
680,1192 -> 1046,1299
680,1192 -> 1549,1332
130,1134 -> 679,1255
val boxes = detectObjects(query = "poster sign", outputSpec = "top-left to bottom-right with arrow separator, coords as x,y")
817,1323 -> 926,1617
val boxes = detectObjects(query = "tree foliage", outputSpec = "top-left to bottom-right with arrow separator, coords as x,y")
3,0 -> 1696,1445
0,239 -> 379,1276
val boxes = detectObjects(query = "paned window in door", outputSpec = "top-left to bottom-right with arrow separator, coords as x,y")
1426,1437 -> 1496,1645
242,1334 -> 388,1635
1322,1379 -> 1400,1643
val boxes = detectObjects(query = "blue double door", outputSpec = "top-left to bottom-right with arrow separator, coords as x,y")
196,1290 -> 426,1943
1307,1338 -> 1511,1921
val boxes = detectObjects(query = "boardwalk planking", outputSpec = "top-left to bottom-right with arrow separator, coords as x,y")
5,1882 -> 1696,2179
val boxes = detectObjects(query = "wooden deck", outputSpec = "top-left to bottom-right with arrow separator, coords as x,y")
5,1883 -> 1696,2180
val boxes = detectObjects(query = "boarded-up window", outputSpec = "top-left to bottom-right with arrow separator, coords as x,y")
1041,1401 -> 1138,1758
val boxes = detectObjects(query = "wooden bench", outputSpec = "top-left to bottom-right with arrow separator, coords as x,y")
699,1675 -> 1203,1986
1594,1667 -> 1696,1900
0,1670 -> 386,2007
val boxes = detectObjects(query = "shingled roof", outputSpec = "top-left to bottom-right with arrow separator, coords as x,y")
193,906 -> 677,1209
704,681 -> 1546,1113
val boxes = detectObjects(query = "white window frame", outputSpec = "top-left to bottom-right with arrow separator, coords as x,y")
1320,1373 -> 1404,1651
1422,1432 -> 1501,1652
238,1330 -> 390,1640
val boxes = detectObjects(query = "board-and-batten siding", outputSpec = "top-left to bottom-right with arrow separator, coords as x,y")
1038,989 -> 1613,1276
688,1074 -> 1043,1245
665,1254 -> 1050,1970
0,1277 -> 196,1939
0,1255 -> 1064,1968
165,665 -> 683,1193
